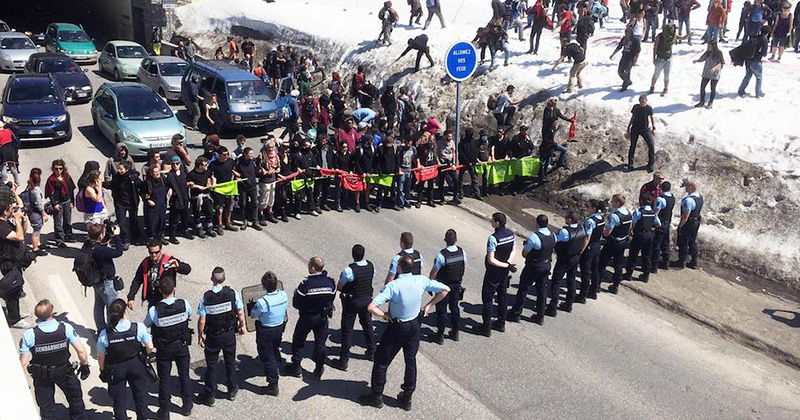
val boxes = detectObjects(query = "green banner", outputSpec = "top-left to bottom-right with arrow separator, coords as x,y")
487,160 -> 511,185
210,180 -> 239,196
511,157 -> 540,178
366,174 -> 394,187
291,179 -> 308,192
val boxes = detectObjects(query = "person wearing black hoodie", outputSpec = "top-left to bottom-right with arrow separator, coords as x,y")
576,6 -> 596,51
165,155 -> 193,244
380,85 -> 398,129
352,135 -> 375,213
293,140 -> 320,215
236,147 -> 261,230
333,142 -> 353,212
104,143 -> 134,181
314,135 -> 337,211
141,165 -> 168,244
109,160 -> 141,249
375,135 -> 399,212
458,128 -> 483,200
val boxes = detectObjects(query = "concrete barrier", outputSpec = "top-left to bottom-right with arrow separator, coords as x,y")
0,315 -> 40,420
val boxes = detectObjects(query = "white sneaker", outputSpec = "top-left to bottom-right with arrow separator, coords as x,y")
293,213 -> 302,220
12,319 -> 34,329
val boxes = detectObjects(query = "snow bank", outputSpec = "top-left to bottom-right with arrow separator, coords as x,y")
177,0 -> 800,174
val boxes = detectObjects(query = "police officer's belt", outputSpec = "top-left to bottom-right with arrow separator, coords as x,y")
28,362 -> 74,379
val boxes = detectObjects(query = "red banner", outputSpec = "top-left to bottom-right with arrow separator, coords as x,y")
340,173 -> 366,192
413,165 -> 439,182
569,112 -> 577,141
277,171 -> 301,183
319,168 -> 338,177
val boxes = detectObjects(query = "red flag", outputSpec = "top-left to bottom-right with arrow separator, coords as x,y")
413,165 -> 439,182
319,168 -> 338,177
440,165 -> 464,172
569,112 -> 577,141
340,173 -> 366,192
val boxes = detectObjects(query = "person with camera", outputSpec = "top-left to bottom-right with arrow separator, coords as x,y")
19,299 -> 90,420
80,221 -> 123,333
286,257 -> 336,380
127,240 -> 192,309
0,183 -> 34,329
98,298 -> 154,420
144,275 -> 194,419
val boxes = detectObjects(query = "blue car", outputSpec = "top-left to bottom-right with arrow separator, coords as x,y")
1,73 -> 71,142
181,60 -> 289,132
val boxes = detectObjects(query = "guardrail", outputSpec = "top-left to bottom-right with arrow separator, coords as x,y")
0,315 -> 40,420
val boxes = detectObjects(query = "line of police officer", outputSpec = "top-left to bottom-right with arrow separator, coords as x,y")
18,180 -> 702,418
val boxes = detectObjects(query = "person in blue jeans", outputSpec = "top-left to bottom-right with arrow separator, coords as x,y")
84,222 -> 122,333
738,26 -> 770,98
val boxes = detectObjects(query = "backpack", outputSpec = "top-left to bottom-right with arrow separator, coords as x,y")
75,188 -> 88,213
73,244 -> 102,287
389,9 -> 399,23
303,99 -> 317,118
487,93 -> 499,111
729,39 -> 757,66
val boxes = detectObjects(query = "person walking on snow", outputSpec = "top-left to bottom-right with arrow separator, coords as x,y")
551,41 -> 587,93
693,41 -> 724,109
409,0 -> 424,26
378,2 -> 400,46
626,95 -> 656,172
650,22 -> 690,96
423,0 -> 446,29
737,25 -> 769,98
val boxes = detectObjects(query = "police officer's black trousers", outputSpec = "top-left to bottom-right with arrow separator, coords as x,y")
677,221 -> 700,264
435,283 -> 461,332
579,242 -> 602,296
370,317 -> 420,395
340,296 -> 375,363
601,238 -> 629,286
481,268 -> 510,324
651,226 -> 670,270
203,330 -> 237,395
291,312 -> 329,368
156,341 -> 192,410
256,324 -> 283,385
107,357 -> 148,420
34,370 -> 86,420
511,263 -> 550,316
627,232 -> 654,275
550,255 -> 580,307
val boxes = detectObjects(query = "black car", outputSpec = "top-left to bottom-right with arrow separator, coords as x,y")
24,53 -> 92,104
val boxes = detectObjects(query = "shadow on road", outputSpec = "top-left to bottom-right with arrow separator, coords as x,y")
763,309 -> 800,328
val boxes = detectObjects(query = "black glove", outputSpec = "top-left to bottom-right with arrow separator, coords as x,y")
508,263 -> 517,273
146,352 -> 157,364
78,364 -> 90,380
99,369 -> 110,383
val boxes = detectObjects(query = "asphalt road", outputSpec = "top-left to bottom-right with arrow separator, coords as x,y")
3,66 -> 800,420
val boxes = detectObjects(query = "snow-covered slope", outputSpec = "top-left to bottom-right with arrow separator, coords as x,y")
177,0 -> 800,173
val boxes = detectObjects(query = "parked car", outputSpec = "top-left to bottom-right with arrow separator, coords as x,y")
25,53 -> 92,104
181,60 -> 289,132
0,73 -> 71,142
0,32 -> 38,72
91,82 -> 184,158
137,56 -> 188,101
44,23 -> 97,64
98,40 -> 148,81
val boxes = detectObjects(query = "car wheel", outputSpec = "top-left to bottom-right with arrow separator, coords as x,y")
114,68 -> 121,81
64,130 -> 72,143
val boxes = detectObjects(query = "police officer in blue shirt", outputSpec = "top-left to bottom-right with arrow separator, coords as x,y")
651,181 -> 674,273
674,181 -> 703,269
578,199 -> 606,302
384,232 -> 425,283
601,194 -> 632,295
358,255 -> 450,411
623,194 -> 661,283
195,267 -> 245,406
144,275 -> 193,420
98,299 -> 154,420
549,211 -> 590,314
19,299 -> 90,420
481,212 -> 517,336
286,257 -> 337,379
508,214 -> 555,325
330,245 -> 376,371
428,229 -> 467,344
250,271 -> 289,396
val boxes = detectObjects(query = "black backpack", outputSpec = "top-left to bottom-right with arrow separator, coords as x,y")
303,99 -> 317,118
487,93 -> 499,111
73,244 -> 102,288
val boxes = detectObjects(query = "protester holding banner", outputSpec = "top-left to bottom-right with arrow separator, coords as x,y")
414,123 -> 439,208
436,130 -> 460,205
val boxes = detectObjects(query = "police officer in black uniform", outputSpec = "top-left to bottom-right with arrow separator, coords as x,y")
98,299 -> 155,420
651,181 -> 675,273
508,214 -> 556,325
429,229 -> 466,344
601,194 -> 632,295
674,181 -> 703,269
330,245 -> 376,371
19,299 -> 90,420
623,194 -> 661,283
286,257 -> 337,379
195,267 -> 246,406
577,200 -> 607,301
549,211 -> 589,314
480,212 -> 517,336
144,275 -> 194,420
384,232 -> 424,283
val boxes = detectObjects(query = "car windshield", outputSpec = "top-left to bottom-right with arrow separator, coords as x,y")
226,80 -> 275,103
118,94 -> 172,120
159,62 -> 188,76
7,82 -> 60,104
116,45 -> 147,59
57,30 -> 90,43
39,59 -> 81,73
1,38 -> 36,50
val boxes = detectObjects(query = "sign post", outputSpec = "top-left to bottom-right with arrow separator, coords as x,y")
445,42 -> 478,164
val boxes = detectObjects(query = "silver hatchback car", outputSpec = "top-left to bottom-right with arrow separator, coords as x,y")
0,32 -> 38,72
137,56 -> 188,101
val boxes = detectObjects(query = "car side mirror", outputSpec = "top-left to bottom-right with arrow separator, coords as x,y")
104,112 -> 115,120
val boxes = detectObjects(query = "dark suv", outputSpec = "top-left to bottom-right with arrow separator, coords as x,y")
25,53 -> 92,104
1,74 -> 72,142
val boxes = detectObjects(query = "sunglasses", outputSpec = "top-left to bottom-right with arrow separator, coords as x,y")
54,167 -> 64,171
148,250 -> 161,255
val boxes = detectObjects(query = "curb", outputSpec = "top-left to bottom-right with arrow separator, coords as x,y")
456,200 -> 800,372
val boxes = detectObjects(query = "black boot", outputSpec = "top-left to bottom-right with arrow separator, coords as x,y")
433,330 -> 445,345
358,392 -> 384,408
329,358 -> 348,371
479,323 -> 492,337
545,305 -> 558,317
558,302 -> 573,312
397,391 -> 413,411
491,319 -> 505,332
449,328 -> 460,341
264,382 -> 279,396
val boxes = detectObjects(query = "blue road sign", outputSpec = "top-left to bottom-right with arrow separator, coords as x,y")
445,42 -> 478,82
